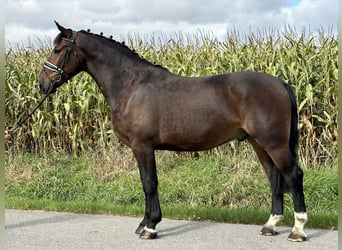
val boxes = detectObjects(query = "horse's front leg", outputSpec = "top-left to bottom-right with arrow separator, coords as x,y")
132,145 -> 161,239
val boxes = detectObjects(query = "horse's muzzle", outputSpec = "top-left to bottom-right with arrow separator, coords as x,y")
39,81 -> 57,94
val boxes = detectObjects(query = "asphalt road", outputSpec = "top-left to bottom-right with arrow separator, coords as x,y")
5,209 -> 338,250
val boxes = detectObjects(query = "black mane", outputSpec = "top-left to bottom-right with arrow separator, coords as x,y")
78,30 -> 168,71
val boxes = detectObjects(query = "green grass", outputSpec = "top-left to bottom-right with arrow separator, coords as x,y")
5,198 -> 336,230
5,151 -> 337,230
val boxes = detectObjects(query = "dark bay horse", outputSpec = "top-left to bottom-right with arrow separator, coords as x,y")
38,22 -> 307,242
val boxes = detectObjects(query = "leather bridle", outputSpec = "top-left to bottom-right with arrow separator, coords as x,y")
42,30 -> 77,92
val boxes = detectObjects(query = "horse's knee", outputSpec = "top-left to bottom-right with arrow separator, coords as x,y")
142,183 -> 158,195
141,173 -> 158,193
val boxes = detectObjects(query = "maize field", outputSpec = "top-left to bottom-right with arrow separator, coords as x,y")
5,28 -> 338,168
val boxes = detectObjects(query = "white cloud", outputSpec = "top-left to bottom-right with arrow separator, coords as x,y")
5,0 -> 337,45
282,0 -> 338,28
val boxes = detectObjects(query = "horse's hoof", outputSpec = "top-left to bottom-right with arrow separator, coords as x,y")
287,232 -> 307,242
260,226 -> 279,236
135,225 -> 145,235
140,229 -> 158,239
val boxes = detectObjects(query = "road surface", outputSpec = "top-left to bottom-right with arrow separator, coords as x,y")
5,209 -> 338,249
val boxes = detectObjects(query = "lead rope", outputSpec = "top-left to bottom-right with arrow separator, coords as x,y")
5,81 -> 55,153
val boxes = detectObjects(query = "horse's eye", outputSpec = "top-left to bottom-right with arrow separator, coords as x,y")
54,49 -> 61,54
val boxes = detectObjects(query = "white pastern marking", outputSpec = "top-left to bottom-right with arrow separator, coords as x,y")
292,212 -> 308,237
264,214 -> 284,230
144,226 -> 158,234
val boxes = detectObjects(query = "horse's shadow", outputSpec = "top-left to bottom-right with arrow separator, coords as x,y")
306,229 -> 333,239
158,222 -> 332,241
158,221 -> 214,238
5,214 -> 83,230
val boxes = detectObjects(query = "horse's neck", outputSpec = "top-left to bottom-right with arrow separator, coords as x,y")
79,42 -> 159,110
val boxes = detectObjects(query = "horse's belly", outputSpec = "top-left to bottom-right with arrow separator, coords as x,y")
157,126 -> 246,151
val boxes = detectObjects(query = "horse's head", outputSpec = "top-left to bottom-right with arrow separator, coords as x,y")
39,22 -> 82,94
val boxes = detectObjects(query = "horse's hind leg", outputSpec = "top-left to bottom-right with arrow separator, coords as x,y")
267,146 -> 307,242
248,138 -> 284,236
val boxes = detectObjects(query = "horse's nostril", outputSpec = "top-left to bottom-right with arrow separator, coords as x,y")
38,82 -> 45,93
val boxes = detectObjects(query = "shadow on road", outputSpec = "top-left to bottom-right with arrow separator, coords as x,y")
5,214 -> 83,230
158,221 -> 214,238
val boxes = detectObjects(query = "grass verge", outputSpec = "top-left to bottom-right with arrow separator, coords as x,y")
5,150 -> 338,230
6,198 -> 336,230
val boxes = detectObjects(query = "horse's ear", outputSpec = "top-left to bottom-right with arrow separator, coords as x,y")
54,21 -> 72,37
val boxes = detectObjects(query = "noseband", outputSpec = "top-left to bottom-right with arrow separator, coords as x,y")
43,30 -> 77,90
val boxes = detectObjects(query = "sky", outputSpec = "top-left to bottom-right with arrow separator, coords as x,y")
5,0 -> 338,46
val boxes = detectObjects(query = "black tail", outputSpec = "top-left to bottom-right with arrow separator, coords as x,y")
271,81 -> 299,194
282,82 -> 299,159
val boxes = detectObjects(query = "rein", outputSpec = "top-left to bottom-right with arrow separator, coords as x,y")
7,31 -> 77,139
8,84 -> 55,134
